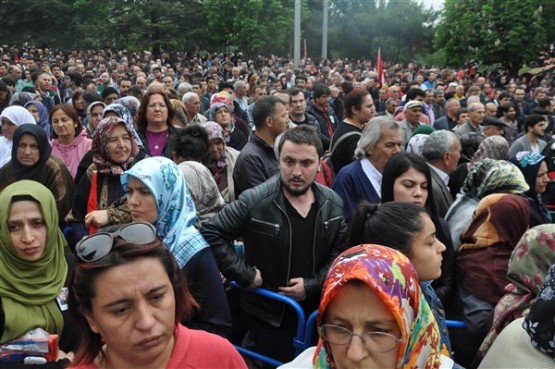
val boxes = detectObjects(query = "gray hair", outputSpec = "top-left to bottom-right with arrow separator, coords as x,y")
233,80 -> 246,91
177,82 -> 192,93
422,130 -> 458,161
354,116 -> 400,159
446,98 -> 460,109
468,101 -> 484,112
182,92 -> 197,104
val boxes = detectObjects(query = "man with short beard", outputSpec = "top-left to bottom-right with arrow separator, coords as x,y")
202,125 -> 347,366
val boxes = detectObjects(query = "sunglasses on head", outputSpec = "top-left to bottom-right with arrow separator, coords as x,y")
75,222 -> 158,262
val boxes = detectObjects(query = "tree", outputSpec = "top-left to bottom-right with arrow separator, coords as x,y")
435,0 -> 546,76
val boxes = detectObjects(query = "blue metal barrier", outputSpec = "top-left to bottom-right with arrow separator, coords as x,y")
446,319 -> 466,329
227,281 -> 308,367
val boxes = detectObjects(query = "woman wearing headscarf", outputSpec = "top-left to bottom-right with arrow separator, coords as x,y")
202,121 -> 240,203
281,244 -> 449,369
449,135 -> 509,198
209,101 -> 247,151
509,151 -> 551,226
84,101 -> 105,138
24,100 -> 51,140
0,180 -> 76,360
476,224 -> 555,363
452,193 -> 530,368
0,124 -> 74,223
445,159 -> 529,250
67,116 -> 142,243
121,157 -> 232,338
0,105 -> 36,168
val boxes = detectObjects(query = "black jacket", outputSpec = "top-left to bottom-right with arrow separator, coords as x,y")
201,175 -> 347,327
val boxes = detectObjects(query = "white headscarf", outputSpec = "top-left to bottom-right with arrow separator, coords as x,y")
0,106 -> 36,168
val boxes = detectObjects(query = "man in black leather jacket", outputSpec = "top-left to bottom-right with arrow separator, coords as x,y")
202,125 -> 347,364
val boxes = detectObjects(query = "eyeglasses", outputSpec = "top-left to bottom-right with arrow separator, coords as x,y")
75,222 -> 157,262
318,324 -> 402,353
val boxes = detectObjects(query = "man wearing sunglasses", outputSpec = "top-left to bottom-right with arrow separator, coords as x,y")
202,125 -> 347,366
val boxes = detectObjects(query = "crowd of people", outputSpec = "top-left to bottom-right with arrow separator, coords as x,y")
0,46 -> 555,369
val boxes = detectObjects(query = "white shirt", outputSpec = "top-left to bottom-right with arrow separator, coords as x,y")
429,164 -> 450,186
361,158 -> 382,199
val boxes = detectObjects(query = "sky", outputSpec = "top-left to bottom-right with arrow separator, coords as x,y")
420,0 -> 445,10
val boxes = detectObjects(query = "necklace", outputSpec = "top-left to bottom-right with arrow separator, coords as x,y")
147,130 -> 168,151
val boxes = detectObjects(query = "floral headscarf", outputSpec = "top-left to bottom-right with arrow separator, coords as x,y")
209,102 -> 235,139
477,224 -> 555,360
313,244 -> 442,369
202,121 -> 228,184
92,117 -> 140,175
120,157 -> 209,269
461,158 -> 529,199
468,135 -> 509,169
524,263 -> 555,360
102,103 -> 143,147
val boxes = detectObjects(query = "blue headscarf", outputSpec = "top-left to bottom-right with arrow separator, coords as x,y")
24,100 -> 51,140
120,157 -> 208,269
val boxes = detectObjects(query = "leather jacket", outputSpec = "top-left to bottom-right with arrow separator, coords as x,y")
202,175 -> 347,327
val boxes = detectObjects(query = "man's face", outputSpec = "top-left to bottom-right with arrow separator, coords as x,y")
269,102 -> 289,137
51,66 -> 61,78
290,92 -> 307,115
163,77 -> 173,89
405,107 -> 422,125
136,77 -> 146,89
469,104 -> 485,125
252,87 -> 266,102
207,79 -> 216,91
447,101 -> 461,116
529,120 -> 547,137
514,89 -> 525,102
445,139 -> 461,174
424,91 -> 434,104
101,72 -> 110,84
503,106 -> 516,120
119,80 -> 131,95
296,79 -> 306,89
185,95 -> 201,115
279,140 -> 320,197
385,100 -> 398,114
366,129 -> 403,173
314,94 -> 329,108
485,104 -> 497,117
37,74 -> 52,92
455,85 -> 465,96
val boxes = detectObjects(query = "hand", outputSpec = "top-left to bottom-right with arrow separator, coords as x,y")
249,267 -> 263,288
85,210 -> 109,228
278,277 -> 306,301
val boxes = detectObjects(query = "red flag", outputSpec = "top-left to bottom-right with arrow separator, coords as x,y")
376,48 -> 384,86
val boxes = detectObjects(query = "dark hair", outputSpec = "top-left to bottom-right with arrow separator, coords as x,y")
524,114 -> 547,131
82,91 -> 102,104
295,75 -> 307,83
101,87 -> 119,100
67,71 -> 83,86
287,86 -> 305,98
497,102 -> 515,116
344,90 -> 370,119
347,201 -> 427,257
252,95 -> 284,129
50,104 -> 84,139
69,236 -> 198,365
538,97 -> 552,109
405,88 -> 425,101
312,83 -> 331,98
497,91 -> 512,102
456,108 -> 468,120
136,90 -> 175,131
172,124 -> 209,162
277,124 -> 323,157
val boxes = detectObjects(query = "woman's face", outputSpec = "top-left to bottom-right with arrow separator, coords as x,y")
214,107 -> 231,133
127,177 -> 158,224
8,200 -> 47,262
208,140 -> 225,161
84,257 -> 176,368
74,95 -> 87,112
393,167 -> 428,206
409,214 -> 445,281
90,105 -> 105,129
16,133 -> 40,167
535,161 -> 549,194
145,94 -> 168,127
51,109 -> 77,140
1,118 -> 17,141
27,105 -> 41,123
106,124 -> 132,164
325,282 -> 401,369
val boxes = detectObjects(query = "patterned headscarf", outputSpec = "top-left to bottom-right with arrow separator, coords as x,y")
202,121 -> 228,184
209,102 -> 235,137
115,96 -> 141,118
457,193 -> 531,305
313,244 -> 442,369
120,157 -> 209,269
468,135 -> 509,169
102,103 -> 143,147
478,224 -> 555,360
0,180 -> 68,342
462,159 -> 529,199
524,263 -> 555,359
92,117 -> 140,175
406,134 -> 429,156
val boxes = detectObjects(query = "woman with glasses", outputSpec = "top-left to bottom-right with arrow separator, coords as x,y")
136,89 -> 176,158
121,156 -> 232,338
69,223 -> 247,369
0,180 -> 76,364
279,244 -> 450,369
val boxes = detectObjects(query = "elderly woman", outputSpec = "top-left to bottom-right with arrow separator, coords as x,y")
0,181 -> 76,364
0,105 -> 36,168
332,116 -> 403,222
69,224 -> 247,369
202,121 -> 240,203
68,116 -> 142,242
280,244 -> 450,369
84,101 -> 105,138
50,104 -> 92,179
0,124 -> 74,223
209,102 -> 247,151
136,89 -> 176,158
25,100 -> 51,140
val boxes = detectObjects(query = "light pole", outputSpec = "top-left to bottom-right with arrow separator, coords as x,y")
322,0 -> 328,59
294,0 -> 301,68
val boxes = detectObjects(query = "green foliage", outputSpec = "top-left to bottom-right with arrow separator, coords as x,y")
435,0 -> 547,76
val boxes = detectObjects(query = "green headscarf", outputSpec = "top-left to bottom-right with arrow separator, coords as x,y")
462,158 -> 529,199
0,180 -> 68,343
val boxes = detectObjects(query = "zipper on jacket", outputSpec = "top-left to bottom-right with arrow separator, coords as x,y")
324,215 -> 343,232
251,218 -> 280,235
274,199 -> 293,325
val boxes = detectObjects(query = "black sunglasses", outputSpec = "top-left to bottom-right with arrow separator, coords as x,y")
75,222 -> 157,262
